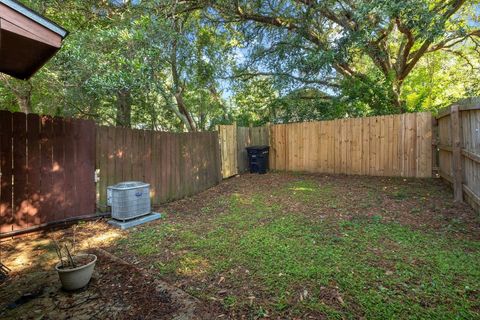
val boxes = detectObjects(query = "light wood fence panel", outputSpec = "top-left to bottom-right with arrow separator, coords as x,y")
269,112 -> 432,178
96,127 -> 221,209
236,125 -> 270,173
236,126 -> 250,173
218,124 -> 238,178
437,98 -> 480,213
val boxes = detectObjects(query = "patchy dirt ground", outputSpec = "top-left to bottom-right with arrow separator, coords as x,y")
154,172 -> 480,240
124,173 -> 480,319
0,222 -> 214,319
1,173 -> 479,319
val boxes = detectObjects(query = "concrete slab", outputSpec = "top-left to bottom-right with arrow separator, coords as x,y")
108,212 -> 162,230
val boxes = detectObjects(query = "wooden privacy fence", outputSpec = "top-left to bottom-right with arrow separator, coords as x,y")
5,105 -> 477,235
1,110 -> 221,236
236,125 -> 269,173
218,124 -> 237,178
436,99 -> 480,212
218,124 -> 269,178
0,111 -> 96,235
269,112 -> 433,178
96,126 -> 221,209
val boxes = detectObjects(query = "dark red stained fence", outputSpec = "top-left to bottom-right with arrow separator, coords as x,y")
95,126 -> 222,210
0,111 -> 96,235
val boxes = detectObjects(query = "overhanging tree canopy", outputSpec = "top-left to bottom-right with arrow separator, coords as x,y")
180,0 -> 479,113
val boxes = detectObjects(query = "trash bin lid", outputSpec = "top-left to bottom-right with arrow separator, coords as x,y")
246,145 -> 270,151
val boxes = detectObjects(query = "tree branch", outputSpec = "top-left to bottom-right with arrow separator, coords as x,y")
228,71 -> 340,88
427,30 -> 480,53
400,0 -> 466,81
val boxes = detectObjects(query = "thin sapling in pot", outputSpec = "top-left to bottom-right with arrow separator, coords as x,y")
53,226 -> 97,291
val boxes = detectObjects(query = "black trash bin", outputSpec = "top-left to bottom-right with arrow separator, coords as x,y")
246,145 -> 270,174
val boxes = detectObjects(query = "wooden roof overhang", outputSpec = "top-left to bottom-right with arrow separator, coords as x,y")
0,0 -> 68,79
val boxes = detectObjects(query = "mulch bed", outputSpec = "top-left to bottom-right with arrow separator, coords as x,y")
91,249 -> 179,319
0,249 -> 188,319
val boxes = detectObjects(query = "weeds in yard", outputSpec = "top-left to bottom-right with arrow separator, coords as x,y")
283,180 -> 339,209
119,226 -> 174,256
223,295 -> 237,308
115,175 -> 480,319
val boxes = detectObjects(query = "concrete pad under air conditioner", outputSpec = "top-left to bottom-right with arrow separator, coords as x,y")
108,212 -> 162,230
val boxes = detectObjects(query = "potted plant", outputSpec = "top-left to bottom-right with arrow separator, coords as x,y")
53,227 -> 97,291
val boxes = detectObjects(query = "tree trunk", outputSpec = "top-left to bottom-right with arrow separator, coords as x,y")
116,89 -> 132,128
16,94 -> 32,114
170,27 -> 197,132
174,91 -> 197,131
209,85 -> 229,122
391,80 -> 406,113
9,80 -> 33,113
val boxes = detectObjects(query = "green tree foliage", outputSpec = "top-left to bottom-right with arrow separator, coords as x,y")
193,0 -> 480,116
0,0 -> 478,128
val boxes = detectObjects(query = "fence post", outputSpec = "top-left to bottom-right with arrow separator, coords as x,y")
450,105 -> 463,202
431,116 -> 438,175
215,124 -> 223,178
233,122 -> 238,174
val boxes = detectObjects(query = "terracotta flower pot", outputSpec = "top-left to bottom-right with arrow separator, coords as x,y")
55,254 -> 97,291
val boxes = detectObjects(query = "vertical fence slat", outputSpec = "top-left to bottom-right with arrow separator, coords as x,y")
97,126 -> 108,209
144,130 -> 152,196
370,117 -> 378,175
167,133 -> 175,200
392,115 -> 399,176
26,114 -> 40,228
0,111 -> 13,233
385,115 -> 393,177
179,133 -> 187,198
116,128 -> 125,182
64,118 -> 78,215
361,117 -> 370,175
52,117 -> 65,221
124,127 -> 132,181
159,132 -> 167,202
40,116 -> 54,225
106,126 -> 116,189
150,131 -> 158,204
75,119 -> 95,216
159,132 -> 167,201
345,119 -> 351,174
451,105 -> 463,202
12,113 -> 27,230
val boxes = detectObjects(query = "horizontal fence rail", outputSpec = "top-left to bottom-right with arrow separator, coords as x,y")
269,112 -> 433,178
0,111 -> 96,235
96,126 -> 222,209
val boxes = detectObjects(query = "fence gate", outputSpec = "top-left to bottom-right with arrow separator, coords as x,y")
218,124 -> 238,178
436,99 -> 480,213
236,125 -> 270,173
0,111 -> 96,235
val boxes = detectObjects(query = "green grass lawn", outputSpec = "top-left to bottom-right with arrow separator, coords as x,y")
114,173 -> 480,319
